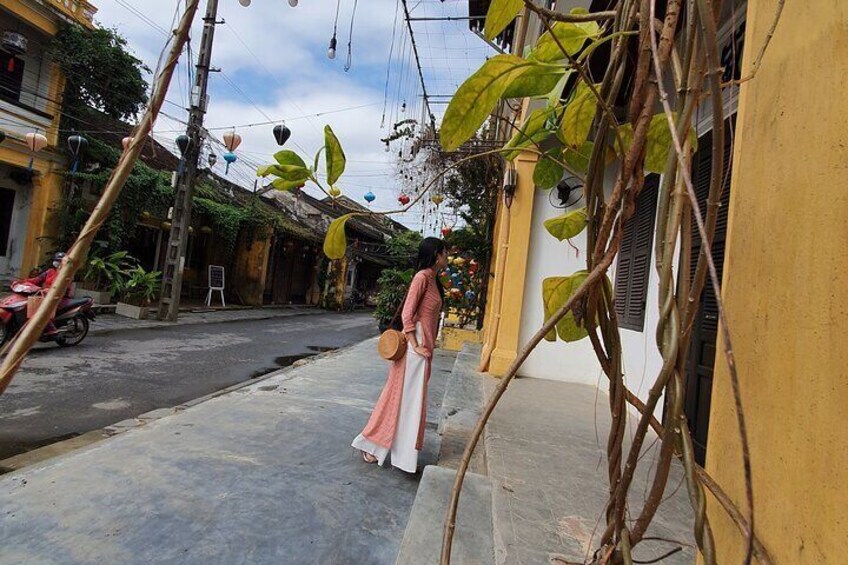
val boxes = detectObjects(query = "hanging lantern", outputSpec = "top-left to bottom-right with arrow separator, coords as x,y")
430,193 -> 444,206
273,124 -> 291,146
24,132 -> 48,170
364,191 -> 376,204
238,0 -> 251,5
441,226 -> 452,237
327,36 -> 337,60
329,185 -> 341,198
398,193 -> 410,206
66,134 -> 88,174
122,136 -> 134,151
223,130 -> 242,152
161,221 -> 172,231
175,134 -> 192,175
223,152 -> 237,175
288,0 -> 299,5
465,290 -> 476,301
208,152 -> 218,168
200,226 -> 213,234
176,134 -> 191,156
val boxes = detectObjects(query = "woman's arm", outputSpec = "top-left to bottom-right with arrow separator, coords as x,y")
401,273 -> 429,355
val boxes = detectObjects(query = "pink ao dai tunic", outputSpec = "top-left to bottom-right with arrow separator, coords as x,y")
352,269 -> 443,473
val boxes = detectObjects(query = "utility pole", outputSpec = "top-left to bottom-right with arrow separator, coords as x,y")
158,0 -> 219,321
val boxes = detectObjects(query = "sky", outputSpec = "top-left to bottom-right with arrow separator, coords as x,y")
94,0 -> 496,232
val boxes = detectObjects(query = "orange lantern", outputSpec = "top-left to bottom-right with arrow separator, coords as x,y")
223,131 -> 242,152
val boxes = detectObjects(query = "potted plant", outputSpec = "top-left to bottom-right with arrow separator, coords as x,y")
76,250 -> 134,305
115,266 -> 161,320
373,267 -> 414,333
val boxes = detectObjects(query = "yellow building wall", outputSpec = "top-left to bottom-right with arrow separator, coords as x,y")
704,1 -> 848,562
0,0 -> 91,275
230,230 -> 272,307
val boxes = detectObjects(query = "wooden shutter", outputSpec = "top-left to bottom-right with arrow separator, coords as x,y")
687,127 -> 733,335
614,174 -> 659,331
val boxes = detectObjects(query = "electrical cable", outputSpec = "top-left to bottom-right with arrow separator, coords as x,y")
344,0 -> 360,73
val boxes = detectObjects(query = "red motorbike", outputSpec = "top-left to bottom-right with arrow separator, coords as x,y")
0,281 -> 95,347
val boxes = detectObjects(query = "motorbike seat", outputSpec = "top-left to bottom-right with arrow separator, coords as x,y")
60,297 -> 92,310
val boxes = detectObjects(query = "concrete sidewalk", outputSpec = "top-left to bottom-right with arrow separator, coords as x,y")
399,344 -> 695,565
0,340 -> 455,564
90,304 -> 324,335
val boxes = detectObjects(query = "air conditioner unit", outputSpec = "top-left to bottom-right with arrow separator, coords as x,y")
2,31 -> 28,56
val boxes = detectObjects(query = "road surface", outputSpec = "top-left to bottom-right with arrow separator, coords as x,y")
0,311 -> 378,460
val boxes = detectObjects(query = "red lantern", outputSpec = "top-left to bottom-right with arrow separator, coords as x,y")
441,226 -> 452,237
398,193 -> 410,205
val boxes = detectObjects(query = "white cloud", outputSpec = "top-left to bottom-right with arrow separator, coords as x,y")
93,0 -> 495,232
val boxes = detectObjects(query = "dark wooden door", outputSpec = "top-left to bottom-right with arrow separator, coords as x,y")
685,119 -> 734,465
0,188 -> 15,258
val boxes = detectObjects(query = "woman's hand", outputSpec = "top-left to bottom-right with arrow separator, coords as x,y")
413,345 -> 432,359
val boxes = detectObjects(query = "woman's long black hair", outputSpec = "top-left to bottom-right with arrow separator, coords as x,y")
416,237 -> 445,299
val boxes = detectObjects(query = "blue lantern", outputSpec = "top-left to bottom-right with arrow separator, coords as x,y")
364,191 -> 376,204
223,151 -> 237,174
465,290 -> 476,301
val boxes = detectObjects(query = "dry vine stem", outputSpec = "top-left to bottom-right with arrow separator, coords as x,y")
440,0 -> 785,562
0,1 -> 201,394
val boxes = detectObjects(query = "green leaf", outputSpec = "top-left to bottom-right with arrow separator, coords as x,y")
547,70 -> 573,108
561,81 -> 599,147
313,147 -> 324,175
274,150 -> 307,169
529,21 -> 601,63
533,153 -> 564,189
563,141 -> 594,173
616,114 -> 698,173
502,65 -> 567,99
502,105 -> 561,161
323,213 -> 354,260
256,165 -> 277,177
271,178 -> 305,191
441,55 -> 552,151
544,208 -> 588,241
484,0 -> 523,40
274,165 -> 311,182
324,125 -> 346,186
542,272 -> 590,343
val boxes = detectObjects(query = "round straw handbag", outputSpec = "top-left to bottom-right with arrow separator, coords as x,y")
378,298 -> 408,361
378,328 -> 407,361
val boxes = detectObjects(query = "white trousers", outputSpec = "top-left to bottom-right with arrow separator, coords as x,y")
352,323 -> 426,474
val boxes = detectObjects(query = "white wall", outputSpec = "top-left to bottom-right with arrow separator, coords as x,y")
516,173 -> 666,410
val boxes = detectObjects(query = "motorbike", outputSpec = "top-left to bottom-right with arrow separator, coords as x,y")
0,281 -> 95,347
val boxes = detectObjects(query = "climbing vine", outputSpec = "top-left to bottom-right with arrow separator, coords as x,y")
255,2 -> 787,562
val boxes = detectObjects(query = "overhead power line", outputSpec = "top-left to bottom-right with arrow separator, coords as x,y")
400,0 -> 435,129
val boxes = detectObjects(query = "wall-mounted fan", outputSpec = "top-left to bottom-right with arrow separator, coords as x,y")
549,175 -> 584,209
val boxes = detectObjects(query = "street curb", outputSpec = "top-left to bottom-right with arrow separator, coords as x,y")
89,307 -> 328,336
0,338 -> 372,475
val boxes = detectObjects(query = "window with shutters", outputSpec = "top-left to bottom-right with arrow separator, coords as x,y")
0,49 -> 25,104
614,174 -> 659,331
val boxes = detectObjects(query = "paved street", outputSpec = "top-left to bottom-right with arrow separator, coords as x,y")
0,340 -> 455,564
0,311 -> 378,460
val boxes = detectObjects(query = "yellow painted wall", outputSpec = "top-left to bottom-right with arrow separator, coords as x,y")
487,151 -> 538,376
0,0 -> 84,274
704,1 -> 848,562
230,230 -> 272,307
